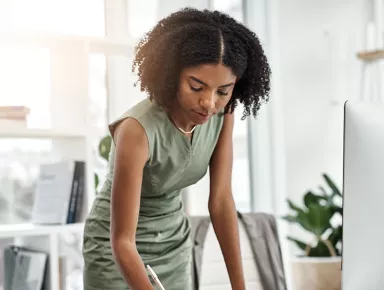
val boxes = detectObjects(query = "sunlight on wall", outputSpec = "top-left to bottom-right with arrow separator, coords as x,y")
2,0 -> 105,36
0,46 -> 51,129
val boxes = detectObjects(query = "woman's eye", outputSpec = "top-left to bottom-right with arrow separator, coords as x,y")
190,86 -> 202,92
217,91 -> 229,96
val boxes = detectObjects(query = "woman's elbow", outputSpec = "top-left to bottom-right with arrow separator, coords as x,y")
111,233 -> 136,256
208,192 -> 234,215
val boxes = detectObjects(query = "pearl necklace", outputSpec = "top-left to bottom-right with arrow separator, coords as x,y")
170,115 -> 196,134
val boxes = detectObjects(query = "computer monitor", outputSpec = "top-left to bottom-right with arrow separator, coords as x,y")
342,100 -> 384,289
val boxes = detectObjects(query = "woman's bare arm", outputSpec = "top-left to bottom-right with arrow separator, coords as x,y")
110,117 -> 154,290
208,113 -> 246,290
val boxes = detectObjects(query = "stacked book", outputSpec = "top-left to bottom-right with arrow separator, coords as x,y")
0,106 -> 30,130
31,160 -> 86,225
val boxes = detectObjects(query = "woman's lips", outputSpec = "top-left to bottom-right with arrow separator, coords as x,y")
193,110 -> 212,120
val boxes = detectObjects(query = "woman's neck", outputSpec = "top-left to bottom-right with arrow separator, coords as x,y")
168,104 -> 196,133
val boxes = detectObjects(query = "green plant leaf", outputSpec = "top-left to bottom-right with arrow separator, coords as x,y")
287,199 -> 305,214
94,173 -> 99,191
283,199 -> 317,233
318,185 -> 328,196
99,135 -> 112,161
294,213 -> 316,234
281,215 -> 297,223
328,204 -> 342,217
287,236 -> 307,251
323,173 -> 342,197
281,214 -> 310,232
284,173 -> 343,257
304,191 -> 325,208
306,204 -> 333,236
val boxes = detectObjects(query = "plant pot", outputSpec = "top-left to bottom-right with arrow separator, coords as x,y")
291,256 -> 341,290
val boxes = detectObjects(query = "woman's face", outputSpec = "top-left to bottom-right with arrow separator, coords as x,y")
175,63 -> 237,124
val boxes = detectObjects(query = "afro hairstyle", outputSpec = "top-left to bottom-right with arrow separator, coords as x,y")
132,7 -> 271,119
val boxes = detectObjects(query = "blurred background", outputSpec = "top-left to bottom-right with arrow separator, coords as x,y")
0,0 -> 378,289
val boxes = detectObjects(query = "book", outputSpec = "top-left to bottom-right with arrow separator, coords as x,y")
3,246 -> 48,290
31,160 -> 86,225
66,161 -> 85,224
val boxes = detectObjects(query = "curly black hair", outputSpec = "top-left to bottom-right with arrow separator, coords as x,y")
132,7 -> 271,119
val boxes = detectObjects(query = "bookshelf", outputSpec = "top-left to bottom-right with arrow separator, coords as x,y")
0,223 -> 85,290
0,30 -> 131,290
0,130 -> 91,290
0,223 -> 85,239
0,128 -> 86,139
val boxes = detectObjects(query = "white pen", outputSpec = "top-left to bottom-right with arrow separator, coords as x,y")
146,265 -> 166,290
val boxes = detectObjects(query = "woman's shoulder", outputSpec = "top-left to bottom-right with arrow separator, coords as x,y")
109,99 -> 164,134
107,99 -> 168,157
118,98 -> 159,122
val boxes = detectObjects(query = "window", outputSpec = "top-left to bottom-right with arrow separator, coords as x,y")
89,53 -> 109,191
0,2 -> 109,288
106,55 -> 148,122
0,1 -> 108,225
0,51 -> 108,225
89,53 -> 108,133
0,45 -> 53,224
0,46 -> 51,128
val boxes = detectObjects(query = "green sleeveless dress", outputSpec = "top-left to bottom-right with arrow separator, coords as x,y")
82,99 -> 224,290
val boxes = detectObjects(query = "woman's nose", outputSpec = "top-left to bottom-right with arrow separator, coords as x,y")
200,92 -> 215,112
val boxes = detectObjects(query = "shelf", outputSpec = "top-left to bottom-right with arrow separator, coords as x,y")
0,223 -> 84,239
0,127 -> 86,139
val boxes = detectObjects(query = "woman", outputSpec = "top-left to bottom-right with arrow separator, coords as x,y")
82,7 -> 271,290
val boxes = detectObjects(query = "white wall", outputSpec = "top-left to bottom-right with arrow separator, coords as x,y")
279,0 -> 370,246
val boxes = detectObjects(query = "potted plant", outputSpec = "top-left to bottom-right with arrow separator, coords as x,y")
282,173 -> 343,290
94,135 -> 112,191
